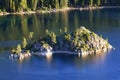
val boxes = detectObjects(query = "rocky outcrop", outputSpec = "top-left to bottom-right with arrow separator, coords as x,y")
10,26 -> 113,60
10,52 -> 31,61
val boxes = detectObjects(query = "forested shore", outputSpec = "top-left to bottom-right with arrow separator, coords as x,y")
0,0 -> 120,15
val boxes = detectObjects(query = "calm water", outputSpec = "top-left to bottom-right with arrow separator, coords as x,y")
0,8 -> 120,80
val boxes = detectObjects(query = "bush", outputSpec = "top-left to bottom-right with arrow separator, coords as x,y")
22,37 -> 27,48
16,44 -> 22,54
2,9 -> 6,14
11,44 -> 22,54
24,8 -> 31,12
49,5 -> 52,11
0,9 -> 2,13
64,34 -> 71,41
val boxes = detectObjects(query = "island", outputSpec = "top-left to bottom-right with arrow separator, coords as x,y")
10,26 -> 113,60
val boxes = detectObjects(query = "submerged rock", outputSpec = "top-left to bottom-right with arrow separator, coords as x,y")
10,26 -> 113,60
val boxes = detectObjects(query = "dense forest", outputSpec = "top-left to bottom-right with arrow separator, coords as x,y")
0,0 -> 120,12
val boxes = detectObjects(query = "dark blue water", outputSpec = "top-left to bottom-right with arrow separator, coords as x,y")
0,8 -> 120,80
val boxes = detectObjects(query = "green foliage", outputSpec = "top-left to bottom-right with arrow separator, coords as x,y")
31,0 -> 38,11
77,42 -> 81,47
59,29 -> 63,34
89,0 -> 93,6
60,0 -> 68,8
28,32 -> 34,40
82,0 -> 85,6
43,43 -> 49,48
45,29 -> 49,35
0,0 -> 119,13
91,32 -> 96,37
100,34 -> 102,38
73,29 -> 78,37
106,37 -> 108,42
25,50 -> 30,53
50,32 -> 57,44
16,44 -> 22,54
22,37 -> 27,48
3,9 -> 6,13
97,0 -> 101,6
11,44 -> 22,54
49,5 -> 52,11
64,34 -> 71,41
81,44 -> 89,50
64,27 -> 68,33
45,29 -> 57,44
0,9 -> 1,13
20,0 -> 28,11
11,48 -> 16,54
55,0 -> 59,9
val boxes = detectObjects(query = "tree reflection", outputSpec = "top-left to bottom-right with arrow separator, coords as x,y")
0,9 -> 120,52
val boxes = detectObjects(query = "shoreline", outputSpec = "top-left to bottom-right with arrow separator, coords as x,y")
11,46 -> 113,61
0,6 -> 120,16
32,46 -> 112,57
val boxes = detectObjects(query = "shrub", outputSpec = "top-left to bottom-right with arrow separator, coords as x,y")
22,37 -> 27,48
16,44 -> 22,54
64,34 -> 71,41
0,9 -> 2,13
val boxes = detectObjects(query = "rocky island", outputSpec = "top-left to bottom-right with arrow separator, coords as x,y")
10,26 -> 113,60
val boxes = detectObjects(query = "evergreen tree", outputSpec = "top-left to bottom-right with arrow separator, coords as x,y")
31,0 -> 38,10
19,0 -> 28,11
0,0 -> 120,12
60,0 -> 68,8
16,44 -> 22,54
74,0 -> 79,6
89,0 -> 93,6
81,0 -> 85,6
55,0 -> 59,8
41,0 -> 44,7
97,0 -> 101,6
22,37 -> 27,48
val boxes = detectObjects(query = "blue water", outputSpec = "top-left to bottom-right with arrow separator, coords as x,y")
0,8 -> 120,80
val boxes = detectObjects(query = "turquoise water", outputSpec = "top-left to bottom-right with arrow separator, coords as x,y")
0,8 -> 120,80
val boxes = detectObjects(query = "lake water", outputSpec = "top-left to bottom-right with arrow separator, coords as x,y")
0,8 -> 120,80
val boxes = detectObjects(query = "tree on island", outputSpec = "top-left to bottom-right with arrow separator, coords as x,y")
22,37 -> 27,49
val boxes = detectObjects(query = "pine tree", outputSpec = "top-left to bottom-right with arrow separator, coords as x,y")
82,0 -> 85,6
60,0 -> 68,8
89,0 -> 93,6
97,0 -> 101,6
65,0 -> 68,7
22,37 -> 27,48
16,44 -> 22,54
51,32 -> 57,44
41,0 -> 44,7
74,0 -> 79,6
31,0 -> 38,10
55,0 -> 59,8
19,0 -> 28,11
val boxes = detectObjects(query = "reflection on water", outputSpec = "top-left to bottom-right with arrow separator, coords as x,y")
0,8 -> 120,42
0,8 -> 120,52
27,51 -> 108,68
46,51 -> 53,62
8,50 -> 108,71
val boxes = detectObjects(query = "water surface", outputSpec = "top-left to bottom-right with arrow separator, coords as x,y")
0,8 -> 120,80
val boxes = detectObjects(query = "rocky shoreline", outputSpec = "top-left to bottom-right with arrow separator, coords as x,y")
1,6 -> 120,16
10,26 -> 113,61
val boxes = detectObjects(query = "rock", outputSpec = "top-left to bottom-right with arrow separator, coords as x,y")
10,26 -> 113,60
